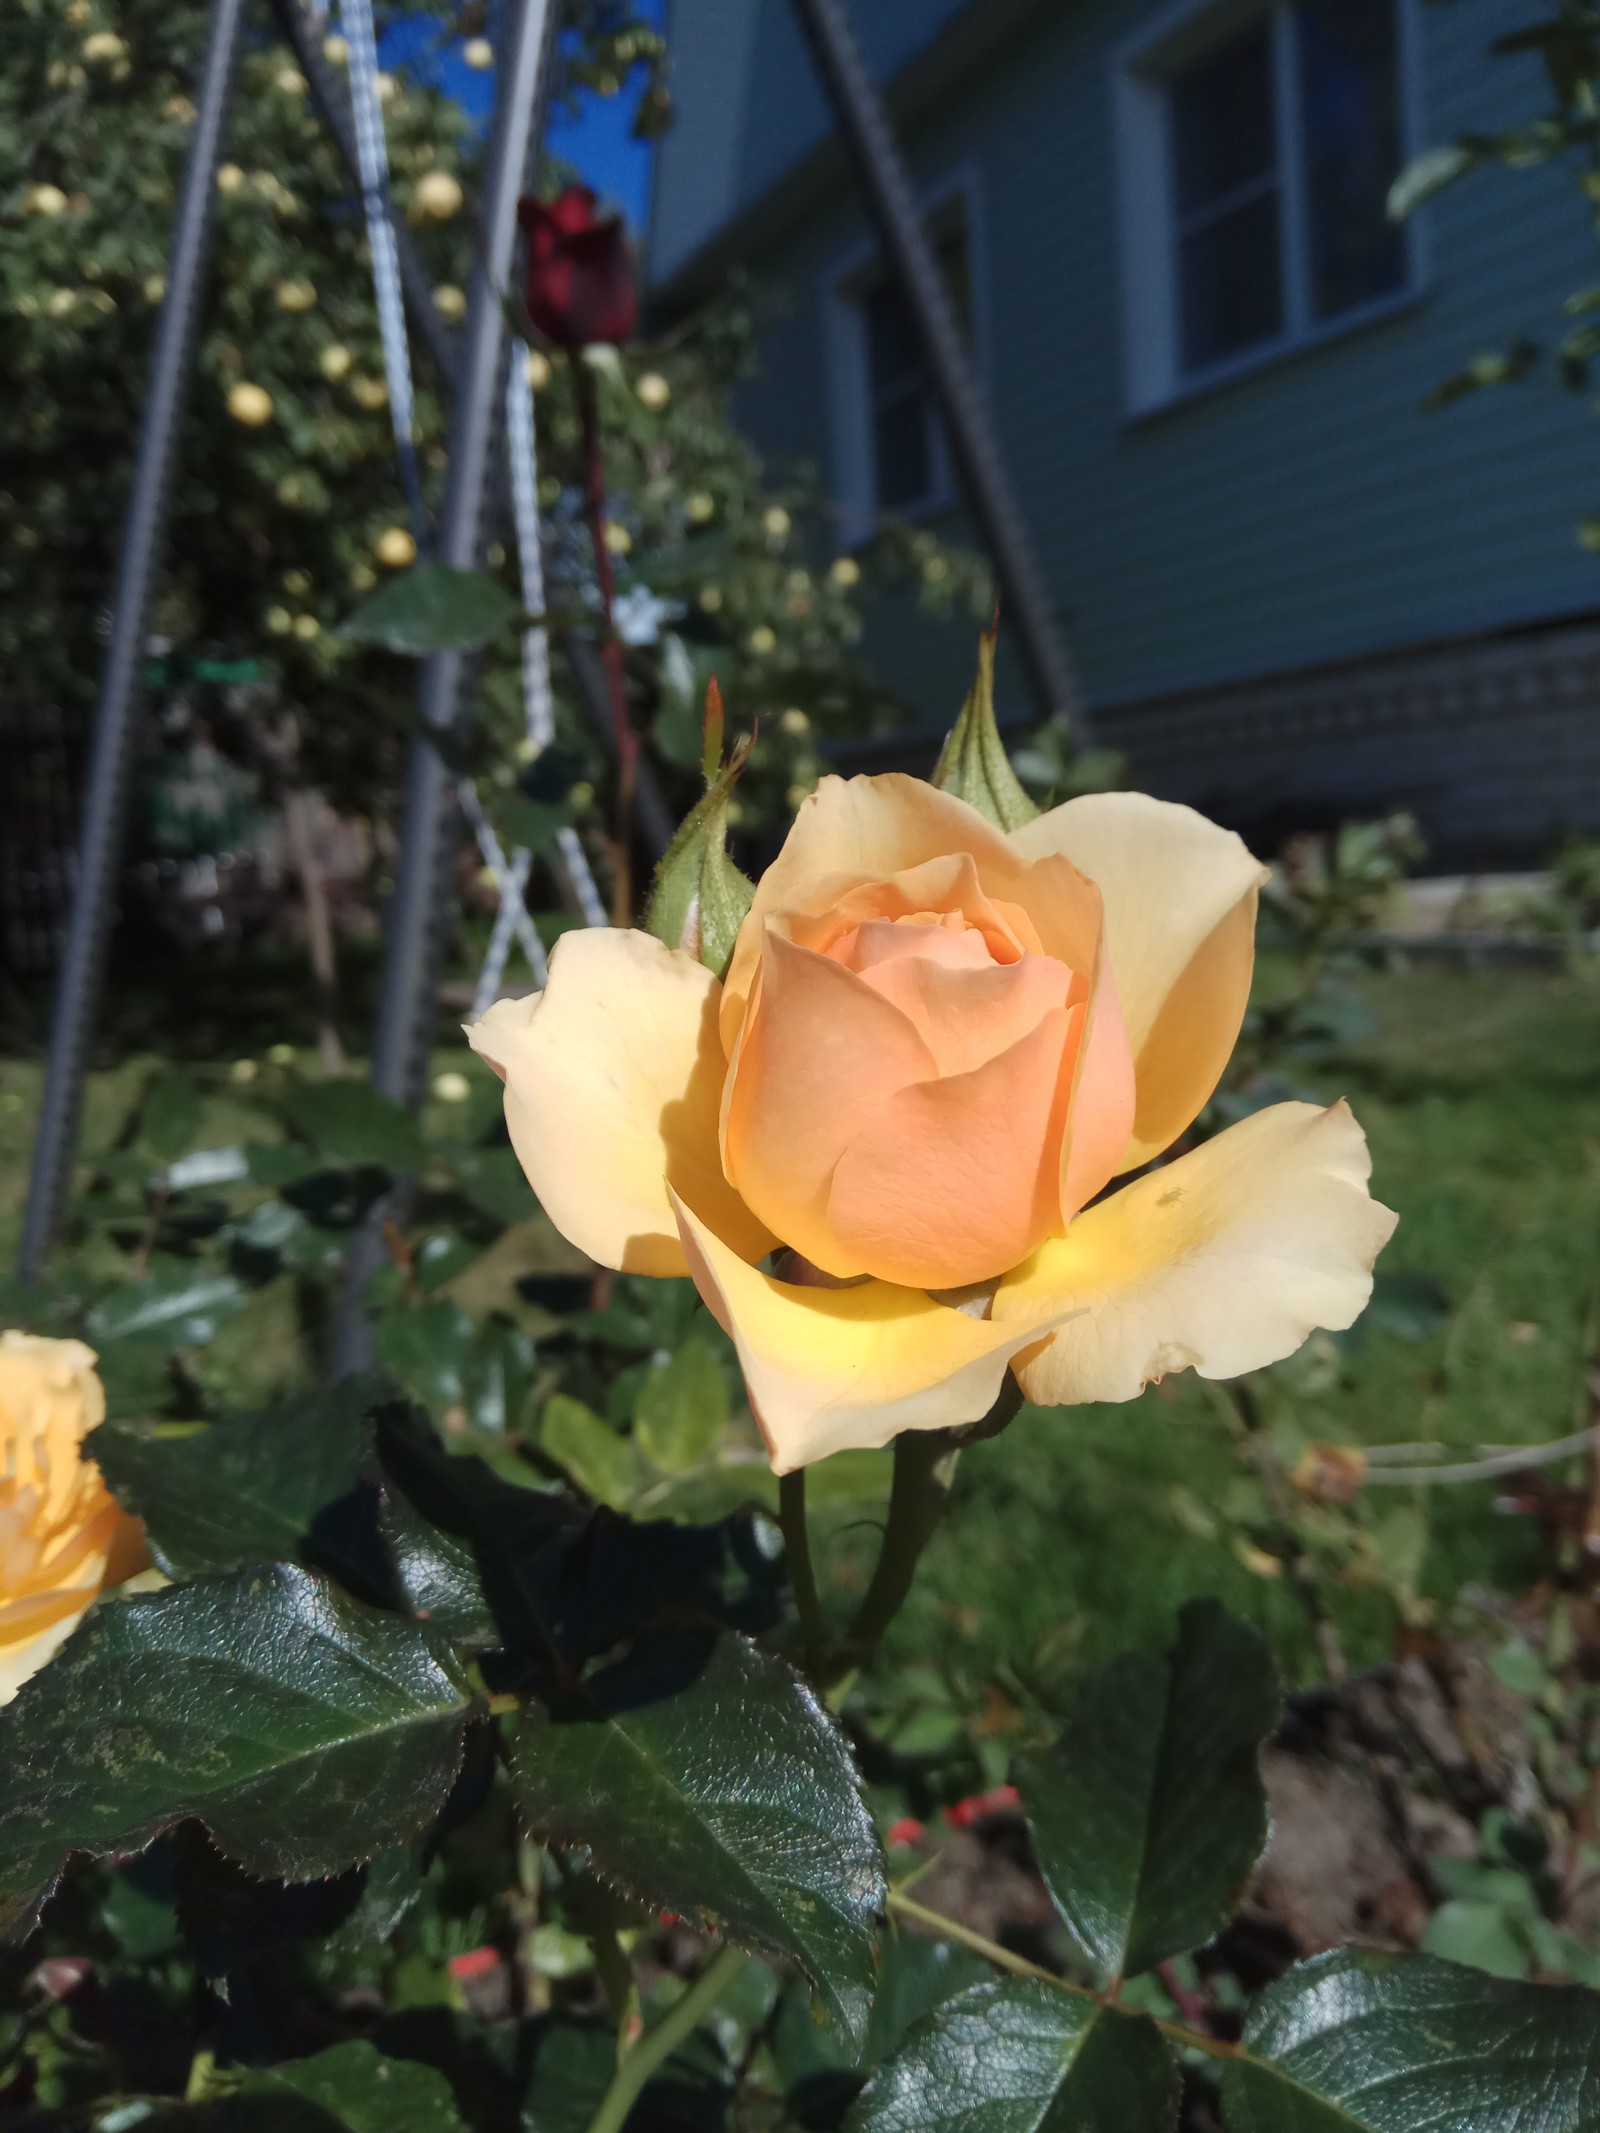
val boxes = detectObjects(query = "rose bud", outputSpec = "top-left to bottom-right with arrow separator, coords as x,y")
516,184 -> 637,349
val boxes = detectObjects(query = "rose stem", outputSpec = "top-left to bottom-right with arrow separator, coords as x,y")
824,1427 -> 960,1692
576,357 -> 638,925
778,1469 -> 827,1679
581,1944 -> 748,2133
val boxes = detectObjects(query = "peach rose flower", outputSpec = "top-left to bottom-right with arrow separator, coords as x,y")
0,1332 -> 146,1704
467,777 -> 1396,1472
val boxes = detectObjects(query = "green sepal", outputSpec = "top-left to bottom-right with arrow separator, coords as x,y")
931,627 -> 1040,832
645,679 -> 754,979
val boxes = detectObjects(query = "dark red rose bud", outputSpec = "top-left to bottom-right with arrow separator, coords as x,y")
517,184 -> 637,349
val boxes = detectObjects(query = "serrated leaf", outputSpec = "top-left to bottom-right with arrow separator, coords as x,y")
86,1258 -> 247,1351
1018,1600 -> 1277,1985
241,2039 -> 468,2131
844,1980 -> 1178,2132
516,1630 -> 883,2045
633,1334 -> 730,1472
286,1080 -> 425,1172
1221,1948 -> 1600,2130
0,1564 -> 476,1896
88,1378 -> 389,1600
341,562 -> 521,653
929,627 -> 1039,832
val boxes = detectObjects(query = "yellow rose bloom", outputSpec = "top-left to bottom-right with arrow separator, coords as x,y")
467,778 -> 1396,1473
0,1334 -> 145,1704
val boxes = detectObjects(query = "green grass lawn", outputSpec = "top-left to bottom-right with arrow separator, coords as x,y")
4,957 -> 1598,1699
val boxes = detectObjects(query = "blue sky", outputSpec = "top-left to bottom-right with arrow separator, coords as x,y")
379,5 -> 665,230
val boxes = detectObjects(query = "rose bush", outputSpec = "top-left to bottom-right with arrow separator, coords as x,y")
0,1333 -> 144,1704
468,773 -> 1396,1471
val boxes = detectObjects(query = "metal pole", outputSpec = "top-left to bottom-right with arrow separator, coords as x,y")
334,0 -> 555,1369
267,0 -> 460,389
16,0 -> 248,1279
787,0 -> 1089,737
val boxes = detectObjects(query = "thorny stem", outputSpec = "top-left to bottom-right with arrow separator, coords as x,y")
779,1469 -> 827,1680
582,1944 -> 748,2133
885,1890 -> 1241,2064
576,359 -> 638,925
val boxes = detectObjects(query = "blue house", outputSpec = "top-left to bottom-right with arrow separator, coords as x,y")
648,0 -> 1600,861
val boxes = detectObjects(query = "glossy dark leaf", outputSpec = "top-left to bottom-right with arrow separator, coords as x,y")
285,1080 -> 425,1172
844,1980 -> 1178,2132
377,1299 -> 477,1418
1222,1947 -> 1600,2130
341,561 -> 521,653
241,2039 -> 468,2131
89,1377 -> 389,1600
375,1403 -> 579,1657
86,1257 -> 247,1351
1019,1600 -> 1276,1985
516,1630 -> 883,2044
0,1564 -> 475,1895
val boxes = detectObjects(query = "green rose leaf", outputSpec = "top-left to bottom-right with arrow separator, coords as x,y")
843,1980 -> 1178,2132
541,1391 -> 642,1510
340,561 -> 521,653
0,1564 -> 476,1897
86,1257 -> 247,1352
376,1299 -> 476,1419
139,1069 -> 202,1161
375,1402 -> 577,1658
1221,1947 -> 1600,2130
239,2039 -> 468,2132
451,1146 -> 537,1225
88,1377 -> 389,1601
1018,1599 -> 1277,1986
929,627 -> 1039,832
515,1630 -> 883,2046
633,1333 -> 730,1472
285,1079 -> 425,1172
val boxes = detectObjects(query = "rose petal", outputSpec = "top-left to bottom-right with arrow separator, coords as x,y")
466,929 -> 774,1278
721,929 -> 936,1276
669,1188 -> 1062,1472
992,1100 -> 1396,1405
1012,793 -> 1267,1164
722,776 -> 1022,1050
827,1008 -> 1074,1288
855,943 -> 1073,1077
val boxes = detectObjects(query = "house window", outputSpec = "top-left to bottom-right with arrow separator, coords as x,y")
1117,0 -> 1414,407
828,194 -> 975,537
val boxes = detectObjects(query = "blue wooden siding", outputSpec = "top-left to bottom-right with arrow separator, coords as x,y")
657,0 -> 1600,726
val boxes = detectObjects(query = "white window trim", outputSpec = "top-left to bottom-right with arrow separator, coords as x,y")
1113,0 -> 1427,417
822,164 -> 989,548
